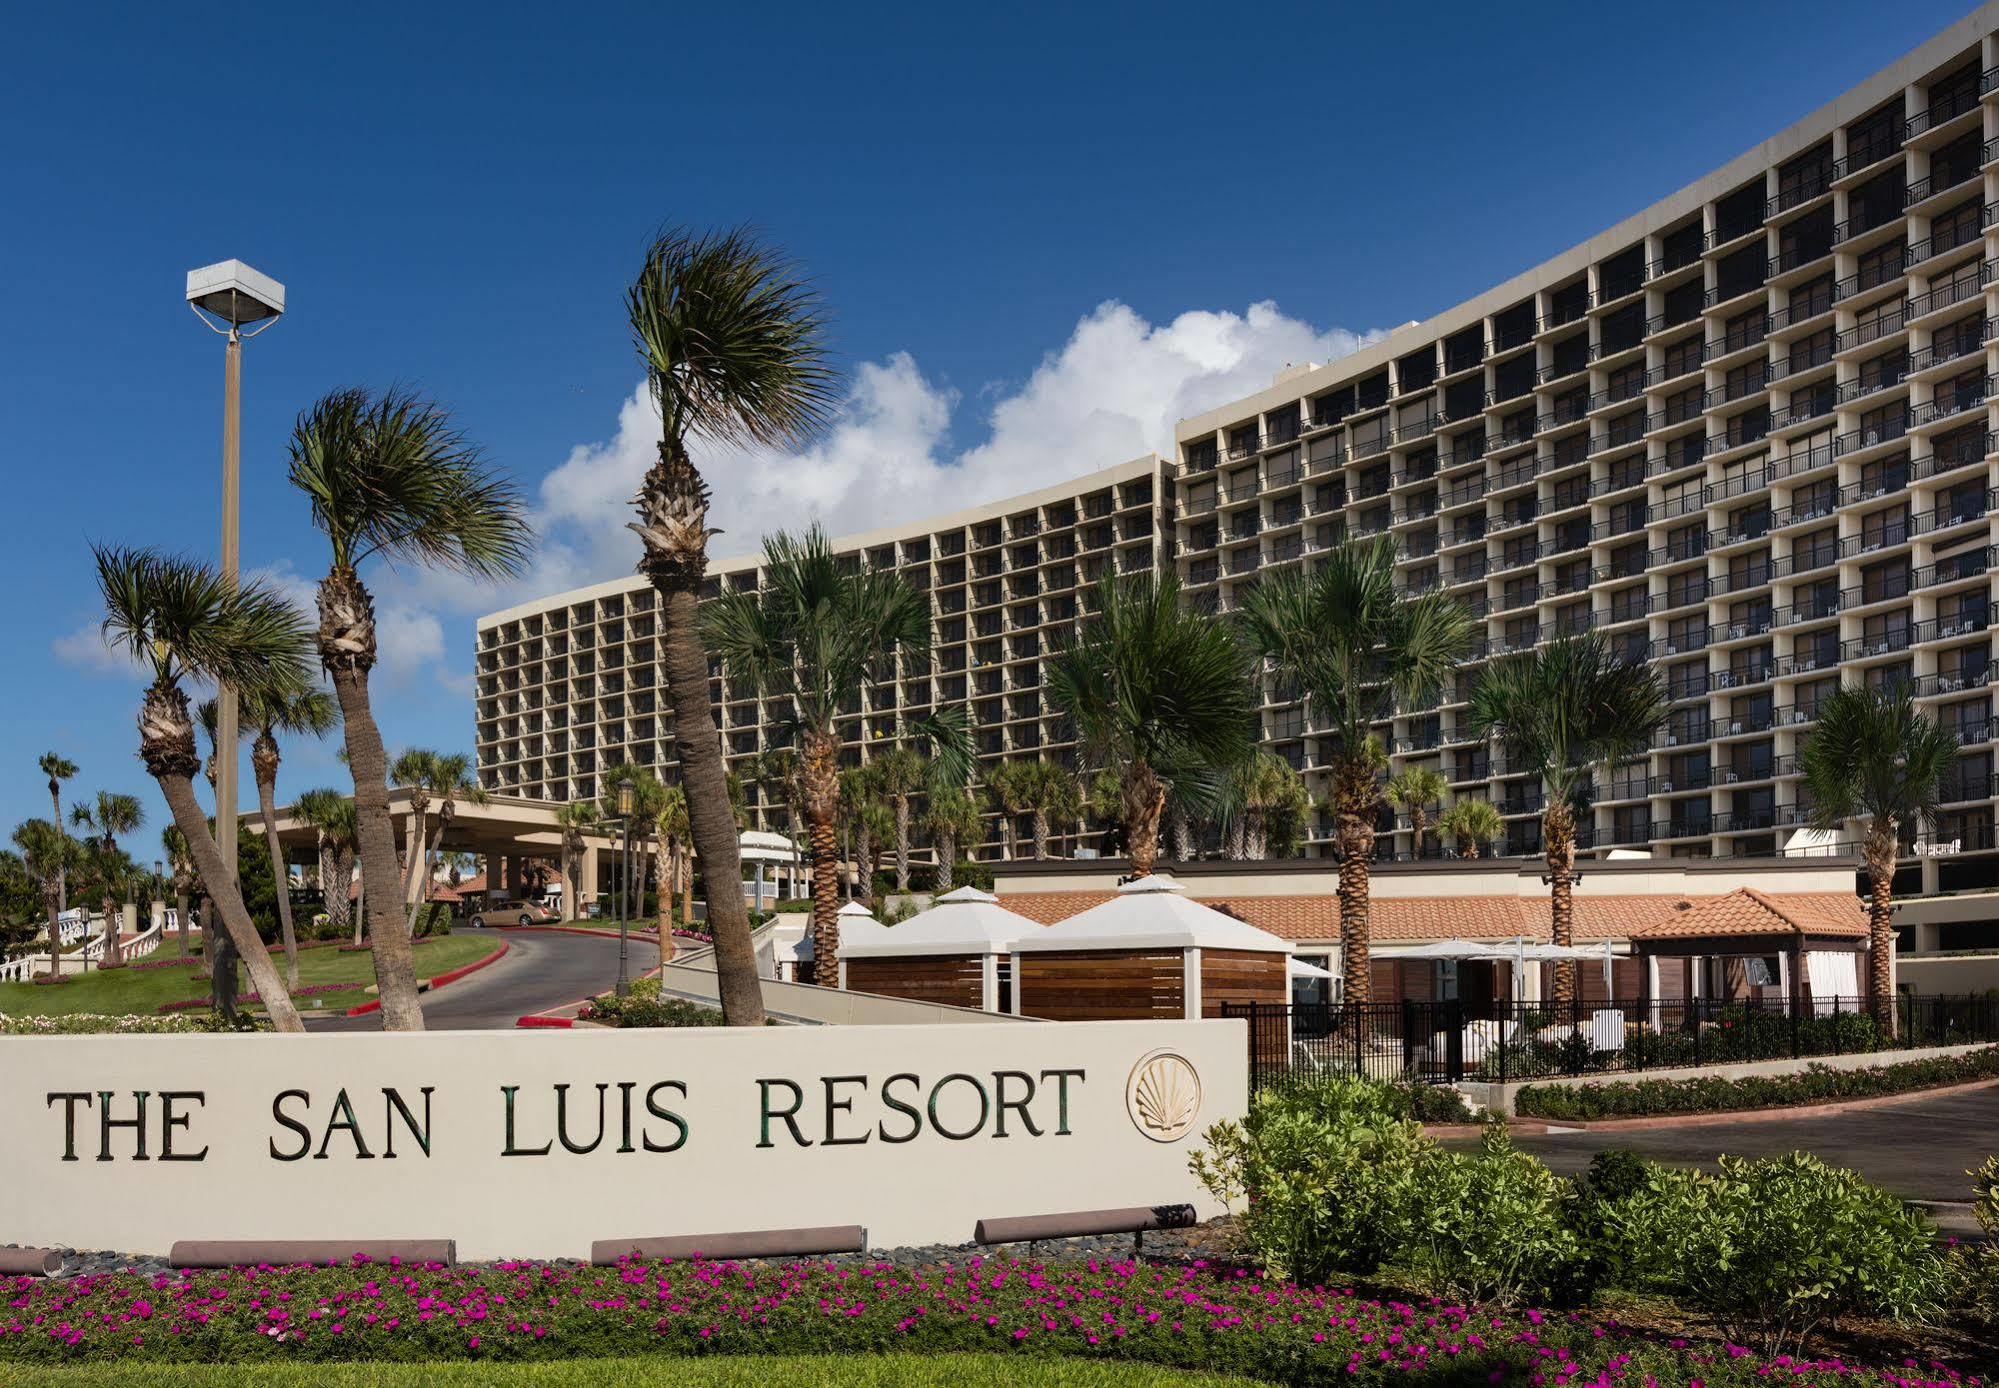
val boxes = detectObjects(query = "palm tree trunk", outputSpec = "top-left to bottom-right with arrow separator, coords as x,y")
405,820 -> 448,939
679,844 -> 693,927
348,852 -> 364,946
100,891 -> 123,967
654,835 -> 676,963
933,828 -> 955,892
893,794 -> 911,892
1031,807 -> 1050,860
49,785 -> 66,917
252,744 -> 300,989
652,577 -> 763,1026
156,772 -> 304,1033
1865,826 -> 1898,1039
1335,814 -> 1373,1007
400,807 -> 427,907
174,889 -> 189,957
322,653 -> 426,1030
799,729 -> 842,985
1543,802 -> 1578,1010
1169,806 -> 1193,863
854,817 -> 874,906
1411,808 -> 1429,859
1122,760 -> 1165,877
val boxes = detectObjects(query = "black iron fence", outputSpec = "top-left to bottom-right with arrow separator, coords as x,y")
1221,994 -> 1999,1091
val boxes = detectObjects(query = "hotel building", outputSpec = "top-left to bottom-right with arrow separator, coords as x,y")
479,5 -> 1999,932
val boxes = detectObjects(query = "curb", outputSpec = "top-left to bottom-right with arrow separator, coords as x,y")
515,1015 -> 573,1029
1508,1074 -> 1999,1131
344,938 -> 510,1017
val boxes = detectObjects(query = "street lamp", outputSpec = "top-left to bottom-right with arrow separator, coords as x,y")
614,782 -> 636,998
185,260 -> 285,898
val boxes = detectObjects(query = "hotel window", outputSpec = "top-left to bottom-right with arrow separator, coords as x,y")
1860,506 -> 1909,549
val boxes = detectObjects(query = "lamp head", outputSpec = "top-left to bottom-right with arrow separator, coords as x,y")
186,260 -> 285,327
616,784 -> 635,817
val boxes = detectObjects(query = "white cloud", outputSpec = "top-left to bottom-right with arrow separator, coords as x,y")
52,620 -> 144,678
485,297 -> 1377,608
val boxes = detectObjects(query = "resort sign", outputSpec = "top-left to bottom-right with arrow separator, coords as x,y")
1,1021 -> 1242,1260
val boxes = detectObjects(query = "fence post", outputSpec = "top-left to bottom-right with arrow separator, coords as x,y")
1790,993 -> 1800,1060
1401,999 -> 1417,1077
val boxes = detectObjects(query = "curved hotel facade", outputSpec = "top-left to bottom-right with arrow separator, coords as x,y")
480,5 -> 1999,926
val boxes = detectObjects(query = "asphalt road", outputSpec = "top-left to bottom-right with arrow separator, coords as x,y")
1453,1086 -> 1998,1228
304,928 -> 660,1033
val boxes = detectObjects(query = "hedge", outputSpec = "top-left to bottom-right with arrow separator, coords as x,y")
1514,1045 -> 1999,1120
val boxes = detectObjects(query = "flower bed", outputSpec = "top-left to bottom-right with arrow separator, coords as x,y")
0,1254 -> 1978,1385
128,956 -> 200,972
156,983 -> 364,1015
0,1013 -> 236,1035
1513,1046 -> 1999,1120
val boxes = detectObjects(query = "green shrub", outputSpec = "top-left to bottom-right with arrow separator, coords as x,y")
1611,1152 -> 1950,1355
1398,1123 -> 1589,1306
1954,1153 -> 1999,1328
1515,1046 -> 1999,1119
584,976 -> 729,1028
1190,1073 -> 1430,1284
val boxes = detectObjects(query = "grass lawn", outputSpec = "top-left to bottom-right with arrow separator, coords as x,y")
0,1355 -> 1259,1386
0,935 -> 498,1017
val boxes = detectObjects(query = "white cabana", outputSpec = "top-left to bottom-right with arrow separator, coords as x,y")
839,885 -> 1042,1010
1010,874 -> 1292,1021
1287,956 -> 1336,980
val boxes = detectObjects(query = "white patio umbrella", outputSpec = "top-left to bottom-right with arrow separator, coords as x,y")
1286,956 -> 1336,980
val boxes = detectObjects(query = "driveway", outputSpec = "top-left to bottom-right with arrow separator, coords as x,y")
1454,1086 -> 1998,1232
304,928 -> 660,1032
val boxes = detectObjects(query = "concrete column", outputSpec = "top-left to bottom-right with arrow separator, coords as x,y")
1183,947 -> 1203,1021
981,955 -> 999,1013
580,845 -> 600,911
1645,954 -> 1663,1031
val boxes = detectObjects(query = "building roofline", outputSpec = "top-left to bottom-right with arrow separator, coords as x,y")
1173,1 -> 1999,439
477,453 -> 1161,629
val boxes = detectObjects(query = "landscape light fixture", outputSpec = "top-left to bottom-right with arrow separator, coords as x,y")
185,260 -> 285,897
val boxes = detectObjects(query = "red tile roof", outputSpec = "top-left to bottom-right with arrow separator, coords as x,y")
997,886 -> 1866,944
1629,888 -> 1869,940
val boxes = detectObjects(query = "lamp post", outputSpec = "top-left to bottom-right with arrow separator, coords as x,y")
185,261 -> 285,897
614,782 -> 635,998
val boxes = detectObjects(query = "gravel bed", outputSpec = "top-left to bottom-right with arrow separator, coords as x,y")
10,1219 -> 1247,1281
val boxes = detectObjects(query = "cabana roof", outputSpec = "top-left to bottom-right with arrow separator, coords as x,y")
841,886 -> 1038,958
1011,875 -> 1293,956
1630,887 -> 1868,942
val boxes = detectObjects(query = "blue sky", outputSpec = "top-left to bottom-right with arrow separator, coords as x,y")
0,0 -> 1977,835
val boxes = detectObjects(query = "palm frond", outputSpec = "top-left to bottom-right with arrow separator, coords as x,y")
92,546 -> 315,692
628,225 -> 839,451
287,387 -> 533,578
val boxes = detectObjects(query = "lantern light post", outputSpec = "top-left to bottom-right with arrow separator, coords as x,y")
184,260 -> 285,897
614,782 -> 636,998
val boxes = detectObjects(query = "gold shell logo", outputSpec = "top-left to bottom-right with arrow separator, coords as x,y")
1126,1051 -> 1201,1143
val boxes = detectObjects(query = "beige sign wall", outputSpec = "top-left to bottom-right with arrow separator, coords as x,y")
0,1020 -> 1244,1260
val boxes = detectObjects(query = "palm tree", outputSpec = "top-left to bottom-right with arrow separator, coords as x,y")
92,545 -> 313,1032
389,748 -> 443,909
1228,751 -> 1311,860
1238,535 -> 1474,1006
703,525 -> 964,984
1438,797 -> 1504,860
70,792 -> 144,965
288,386 -> 532,1031
37,753 -> 77,915
240,682 -> 337,986
160,823 -> 195,956
1050,572 -> 1257,878
657,783 -> 691,938
555,800 -> 597,924
871,745 -> 928,892
922,785 -> 984,892
1799,682 -> 1959,1036
1384,766 -> 1449,859
984,760 -> 1033,859
841,767 -> 882,902
602,762 -> 669,937
13,819 -> 79,976
1469,631 -> 1666,1008
294,788 -> 359,943
403,754 -> 485,938
627,226 -> 837,1026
